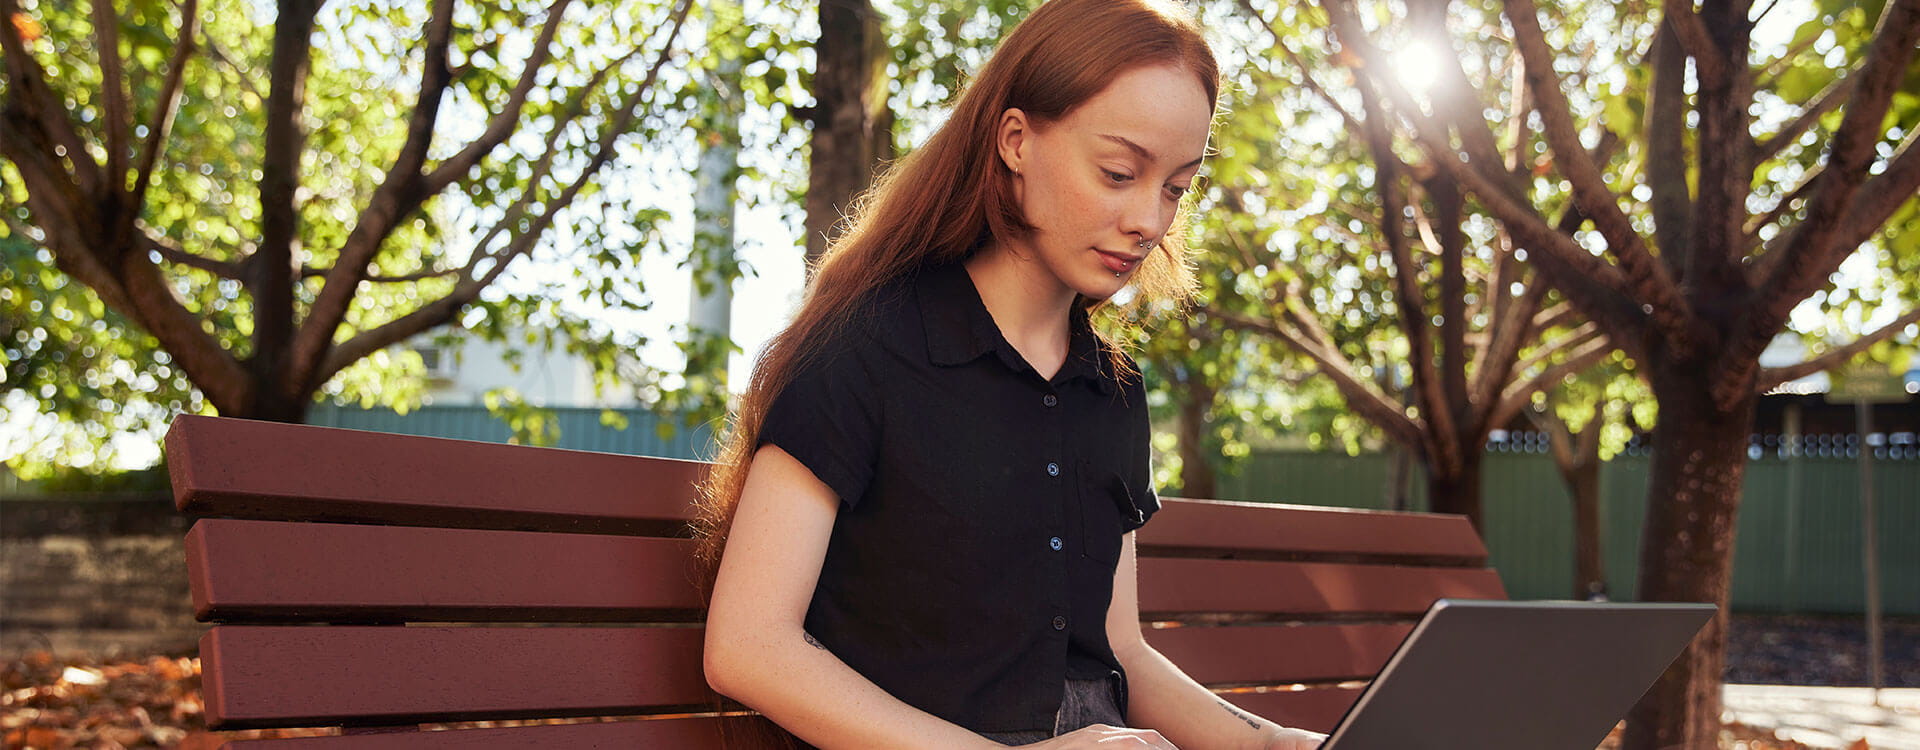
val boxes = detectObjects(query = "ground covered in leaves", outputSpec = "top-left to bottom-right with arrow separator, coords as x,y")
5,613 -> 1911,748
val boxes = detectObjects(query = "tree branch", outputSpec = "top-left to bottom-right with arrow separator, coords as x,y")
286,0 -> 457,396
1751,64 -> 1862,168
1755,307 -> 1920,391
1743,162 -> 1822,249
297,265 -> 459,283
1645,21 -> 1692,269
149,237 -> 243,278
1210,308 -> 1427,450
1826,128 -> 1920,262
422,0 -> 575,193
247,0 -> 323,409
1660,0 -> 1726,86
1,0 -> 103,192
314,0 -> 694,388
130,0 -> 199,210
1739,0 -> 1920,388
1470,270 -> 1551,425
1357,77 -> 1459,466
1513,322 -> 1602,380
1236,0 -> 1374,138
90,0 -> 133,187
1471,203 -> 1591,426
1489,333 -> 1614,433
1506,0 -> 1694,348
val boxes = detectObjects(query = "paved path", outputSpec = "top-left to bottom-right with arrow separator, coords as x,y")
1724,685 -> 1920,749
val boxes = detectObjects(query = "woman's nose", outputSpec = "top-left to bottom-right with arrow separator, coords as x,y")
1118,187 -> 1167,244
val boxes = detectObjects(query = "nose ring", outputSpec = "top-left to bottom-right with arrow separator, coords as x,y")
1136,238 -> 1156,250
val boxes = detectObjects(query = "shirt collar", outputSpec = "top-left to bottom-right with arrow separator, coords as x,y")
916,262 -> 1117,395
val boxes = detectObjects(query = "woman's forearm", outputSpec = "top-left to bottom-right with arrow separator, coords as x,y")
1118,641 -> 1296,750
705,622 -> 1003,750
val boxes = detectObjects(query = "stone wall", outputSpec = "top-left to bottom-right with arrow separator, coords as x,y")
0,496 -> 203,657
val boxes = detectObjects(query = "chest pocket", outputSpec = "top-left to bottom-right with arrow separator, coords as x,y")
1078,463 -> 1143,563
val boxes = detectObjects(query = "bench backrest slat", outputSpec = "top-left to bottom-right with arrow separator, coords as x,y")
1139,558 -> 1507,619
1143,498 -> 1489,564
168,415 -> 706,535
201,626 -> 714,730
186,519 -> 702,622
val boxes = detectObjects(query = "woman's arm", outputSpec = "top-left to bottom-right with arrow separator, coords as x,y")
704,445 -> 1007,749
1106,534 -> 1327,750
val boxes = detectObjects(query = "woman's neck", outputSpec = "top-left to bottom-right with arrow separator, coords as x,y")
963,242 -> 1076,379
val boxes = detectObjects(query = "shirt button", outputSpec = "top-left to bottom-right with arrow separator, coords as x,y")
1049,536 -> 1063,551
1043,394 -> 1059,407
1052,615 -> 1068,631
1046,462 -> 1060,477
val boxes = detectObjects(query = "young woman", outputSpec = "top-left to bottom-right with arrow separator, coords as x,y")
699,1 -> 1326,747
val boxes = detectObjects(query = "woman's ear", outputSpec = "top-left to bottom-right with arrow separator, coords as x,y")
996,107 -> 1030,176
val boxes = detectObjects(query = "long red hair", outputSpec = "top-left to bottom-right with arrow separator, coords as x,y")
693,0 -> 1217,600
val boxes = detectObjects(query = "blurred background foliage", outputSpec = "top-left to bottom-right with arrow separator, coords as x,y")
3,0 -> 1914,489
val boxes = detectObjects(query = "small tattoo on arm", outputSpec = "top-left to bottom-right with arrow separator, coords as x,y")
803,631 -> 827,650
1218,699 -> 1262,730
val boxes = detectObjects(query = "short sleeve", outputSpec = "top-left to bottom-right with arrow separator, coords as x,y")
757,341 -> 881,509
1122,379 -> 1160,533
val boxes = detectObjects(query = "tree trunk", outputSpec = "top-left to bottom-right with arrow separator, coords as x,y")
237,382 -> 313,424
1425,449 -> 1483,529
1566,458 -> 1604,599
804,0 -> 891,271
1622,370 -> 1755,750
1175,379 -> 1216,498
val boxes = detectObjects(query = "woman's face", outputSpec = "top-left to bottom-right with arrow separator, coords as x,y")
996,63 -> 1214,301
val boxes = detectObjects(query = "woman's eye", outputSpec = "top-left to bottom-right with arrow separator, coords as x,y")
1164,184 -> 1190,200
1101,169 -> 1132,184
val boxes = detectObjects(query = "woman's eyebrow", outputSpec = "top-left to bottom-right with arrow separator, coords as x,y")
1098,133 -> 1204,170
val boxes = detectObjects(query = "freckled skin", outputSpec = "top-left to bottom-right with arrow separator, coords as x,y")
996,64 -> 1214,302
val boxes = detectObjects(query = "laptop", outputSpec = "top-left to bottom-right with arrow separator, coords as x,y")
1318,599 -> 1717,750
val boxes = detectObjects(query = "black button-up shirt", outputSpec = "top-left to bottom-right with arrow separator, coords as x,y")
757,260 -> 1160,734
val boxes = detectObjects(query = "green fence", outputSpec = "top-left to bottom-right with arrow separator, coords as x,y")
1213,448 -> 1920,616
307,404 -> 716,462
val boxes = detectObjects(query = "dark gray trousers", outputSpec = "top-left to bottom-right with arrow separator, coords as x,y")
975,675 -> 1128,745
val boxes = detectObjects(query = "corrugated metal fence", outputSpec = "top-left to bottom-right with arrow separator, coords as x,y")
1213,447 -> 1919,616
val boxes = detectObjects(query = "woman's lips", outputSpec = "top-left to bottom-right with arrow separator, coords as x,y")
1095,249 -> 1142,274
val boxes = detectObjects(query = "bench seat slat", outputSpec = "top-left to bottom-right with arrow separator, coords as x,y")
168,415 -> 704,535
1144,623 -> 1413,685
1144,498 -> 1488,564
1138,558 -> 1506,618
187,519 -> 702,622
200,626 -> 717,730
219,716 -> 750,749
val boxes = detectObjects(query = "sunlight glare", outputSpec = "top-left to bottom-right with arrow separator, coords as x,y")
1391,41 -> 1444,97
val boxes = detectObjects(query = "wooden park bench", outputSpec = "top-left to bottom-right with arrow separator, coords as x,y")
167,414 -> 1507,747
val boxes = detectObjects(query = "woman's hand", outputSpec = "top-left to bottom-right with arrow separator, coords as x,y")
1258,726 -> 1327,750
1016,724 -> 1179,748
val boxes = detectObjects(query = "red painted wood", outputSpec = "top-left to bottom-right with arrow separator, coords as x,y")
199,626 -> 717,730
167,415 -> 706,534
1137,558 -> 1507,617
1221,686 -> 1368,735
1143,498 -> 1489,563
1144,623 -> 1413,684
218,716 -> 761,748
186,519 -> 702,622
